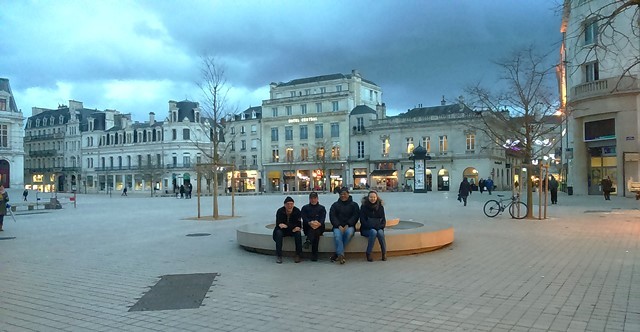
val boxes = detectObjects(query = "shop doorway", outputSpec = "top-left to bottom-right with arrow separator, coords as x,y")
0,160 -> 9,188
588,146 -> 617,195
437,168 -> 450,191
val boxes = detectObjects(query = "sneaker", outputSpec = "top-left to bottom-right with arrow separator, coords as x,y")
338,255 -> 346,264
330,254 -> 338,262
303,239 -> 311,250
294,255 -> 302,263
276,256 -> 282,264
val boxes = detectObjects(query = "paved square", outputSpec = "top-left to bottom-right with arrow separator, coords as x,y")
0,189 -> 638,331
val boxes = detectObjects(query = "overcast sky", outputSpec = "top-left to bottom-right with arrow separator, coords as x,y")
1,0 -> 562,120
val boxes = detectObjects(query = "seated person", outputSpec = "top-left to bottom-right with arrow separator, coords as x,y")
272,196 -> 303,264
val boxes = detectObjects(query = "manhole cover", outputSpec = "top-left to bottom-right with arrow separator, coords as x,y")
0,237 -> 16,240
186,233 -> 211,237
129,273 -> 218,311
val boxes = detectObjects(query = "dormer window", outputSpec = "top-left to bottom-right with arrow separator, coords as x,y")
50,116 -> 54,125
59,115 -> 64,124
241,113 -> 246,120
43,118 -> 48,126
251,111 -> 256,118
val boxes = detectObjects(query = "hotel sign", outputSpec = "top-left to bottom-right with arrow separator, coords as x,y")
288,117 -> 318,123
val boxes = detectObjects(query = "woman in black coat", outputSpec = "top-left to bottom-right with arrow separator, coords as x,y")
359,191 -> 387,262
458,177 -> 471,206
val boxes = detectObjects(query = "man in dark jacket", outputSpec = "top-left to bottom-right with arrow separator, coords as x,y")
329,187 -> 359,264
458,178 -> 471,206
548,176 -> 559,204
273,196 -> 303,264
301,192 -> 326,261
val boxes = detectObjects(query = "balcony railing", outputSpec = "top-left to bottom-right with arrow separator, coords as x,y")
29,149 -> 57,157
572,76 -> 638,101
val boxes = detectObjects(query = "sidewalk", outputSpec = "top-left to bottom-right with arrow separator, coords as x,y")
1,190 -> 638,331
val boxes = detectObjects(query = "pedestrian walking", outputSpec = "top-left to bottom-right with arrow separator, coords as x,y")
179,184 -> 185,198
301,192 -> 326,261
122,187 -> 128,196
0,186 -> 9,231
548,176 -> 559,204
479,178 -> 485,194
601,176 -> 613,200
485,177 -> 494,195
23,189 -> 28,201
458,178 -> 471,206
273,196 -> 303,264
360,191 -> 387,262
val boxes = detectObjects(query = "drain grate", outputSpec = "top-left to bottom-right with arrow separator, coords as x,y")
186,233 -> 211,237
129,273 -> 218,311
0,237 -> 16,240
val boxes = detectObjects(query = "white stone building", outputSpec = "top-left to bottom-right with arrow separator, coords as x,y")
367,100 -> 508,192
223,106 -> 263,193
24,100 -> 215,194
260,70 -> 383,193
0,78 -> 25,188
561,0 -> 640,196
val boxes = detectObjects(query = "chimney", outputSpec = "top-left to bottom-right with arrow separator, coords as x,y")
441,95 -> 446,106
149,112 -> 155,125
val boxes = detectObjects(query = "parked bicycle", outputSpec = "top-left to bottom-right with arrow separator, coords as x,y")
483,193 -> 528,219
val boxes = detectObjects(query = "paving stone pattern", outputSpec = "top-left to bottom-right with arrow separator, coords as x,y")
0,189 -> 638,331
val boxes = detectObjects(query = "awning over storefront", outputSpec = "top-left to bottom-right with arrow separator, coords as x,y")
268,171 -> 281,178
370,170 -> 397,177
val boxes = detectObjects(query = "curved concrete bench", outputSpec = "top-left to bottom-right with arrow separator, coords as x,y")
237,220 -> 454,259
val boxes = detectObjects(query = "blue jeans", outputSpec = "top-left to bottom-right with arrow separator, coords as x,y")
333,227 -> 355,256
363,229 -> 386,254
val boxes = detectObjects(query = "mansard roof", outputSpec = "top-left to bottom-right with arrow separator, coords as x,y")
176,100 -> 199,122
27,106 -> 105,131
0,78 -> 20,112
274,72 -> 378,87
350,105 -> 376,115
397,103 -> 476,118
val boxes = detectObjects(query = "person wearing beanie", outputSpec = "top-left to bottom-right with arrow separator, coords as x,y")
273,196 -> 303,263
329,187 -> 359,264
301,192 -> 326,261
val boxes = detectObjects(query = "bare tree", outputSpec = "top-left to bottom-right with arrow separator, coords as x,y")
196,55 -> 238,219
467,47 -> 562,218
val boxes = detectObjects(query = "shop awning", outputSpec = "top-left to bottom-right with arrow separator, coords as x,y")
370,170 -> 397,177
268,171 -> 281,178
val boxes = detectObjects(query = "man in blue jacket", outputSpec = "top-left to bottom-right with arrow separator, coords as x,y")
329,187 -> 359,264
301,192 -> 326,262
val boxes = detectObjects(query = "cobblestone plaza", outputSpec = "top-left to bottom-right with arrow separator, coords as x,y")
1,190 -> 639,331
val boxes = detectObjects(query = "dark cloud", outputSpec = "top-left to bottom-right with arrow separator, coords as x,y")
1,0 -> 561,118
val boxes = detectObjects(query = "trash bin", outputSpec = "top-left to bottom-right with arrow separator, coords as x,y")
567,186 -> 573,196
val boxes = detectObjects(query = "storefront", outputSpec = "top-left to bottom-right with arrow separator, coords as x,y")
370,169 -> 398,191
268,171 -> 281,192
353,168 -> 368,189
329,169 -> 343,192
229,170 -> 258,192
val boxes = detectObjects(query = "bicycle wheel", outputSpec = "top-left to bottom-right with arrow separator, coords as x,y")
483,200 -> 501,217
509,201 -> 528,219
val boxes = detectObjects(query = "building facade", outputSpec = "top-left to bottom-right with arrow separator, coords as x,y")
561,0 -> 640,196
366,100 -> 508,192
24,100 -> 215,194
223,106 -> 263,193
0,78 -> 25,188
260,70 -> 383,193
